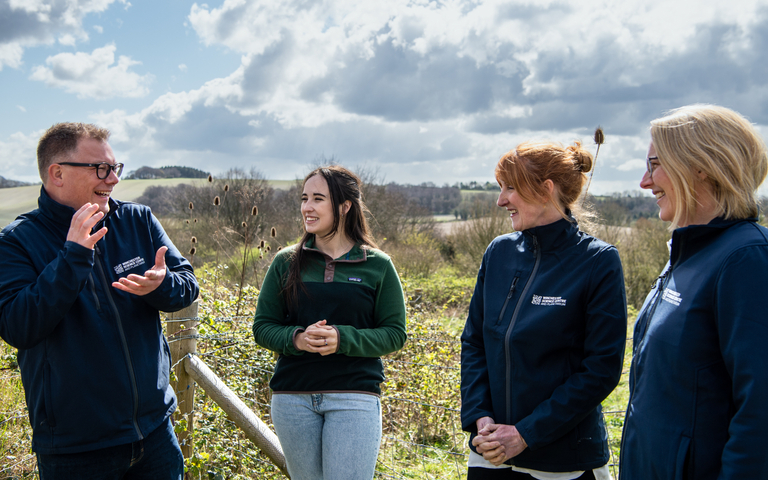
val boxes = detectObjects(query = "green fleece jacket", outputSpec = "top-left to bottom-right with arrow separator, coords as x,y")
252,238 -> 407,395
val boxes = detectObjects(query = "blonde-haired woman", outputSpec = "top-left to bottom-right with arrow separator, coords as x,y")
620,105 -> 768,479
461,141 -> 627,479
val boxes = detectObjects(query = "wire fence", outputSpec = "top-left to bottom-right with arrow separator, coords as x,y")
0,310 -> 630,480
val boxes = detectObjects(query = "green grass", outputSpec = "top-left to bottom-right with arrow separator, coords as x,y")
0,344 -> 35,478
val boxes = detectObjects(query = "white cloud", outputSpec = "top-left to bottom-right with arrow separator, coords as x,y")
0,130 -> 44,183
29,44 -> 153,99
0,0 -> 128,70
616,159 -> 647,172
94,25 -> 104,34
0,43 -> 24,71
16,105 -> 26,112
6,0 -> 762,192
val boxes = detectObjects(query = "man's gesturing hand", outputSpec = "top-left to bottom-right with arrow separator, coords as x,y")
112,246 -> 168,296
67,203 -> 107,249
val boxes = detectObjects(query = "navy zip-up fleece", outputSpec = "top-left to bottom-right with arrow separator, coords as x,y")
461,218 -> 626,472
0,188 -> 199,454
620,217 -> 768,479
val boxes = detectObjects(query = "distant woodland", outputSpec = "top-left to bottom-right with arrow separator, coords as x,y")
0,176 -> 36,188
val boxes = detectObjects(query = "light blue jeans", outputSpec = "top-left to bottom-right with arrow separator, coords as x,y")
270,393 -> 381,480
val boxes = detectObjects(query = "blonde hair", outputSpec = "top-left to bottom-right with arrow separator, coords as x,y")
495,141 -> 594,221
650,105 -> 768,228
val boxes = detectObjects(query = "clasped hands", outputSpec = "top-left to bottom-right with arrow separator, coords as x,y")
472,416 -> 528,466
295,320 -> 337,356
68,203 -> 168,296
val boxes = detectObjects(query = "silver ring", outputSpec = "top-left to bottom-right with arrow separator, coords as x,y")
325,340 -> 328,346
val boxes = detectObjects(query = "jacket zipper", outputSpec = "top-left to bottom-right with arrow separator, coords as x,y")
504,235 -> 540,434
94,244 -> 144,439
88,274 -> 101,310
496,276 -> 520,325
621,239 -> 680,460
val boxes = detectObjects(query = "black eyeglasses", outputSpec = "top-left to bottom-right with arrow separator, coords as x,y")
57,162 -> 124,179
646,156 -> 659,177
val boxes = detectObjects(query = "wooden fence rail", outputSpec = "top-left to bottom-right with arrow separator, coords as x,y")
167,301 -> 289,478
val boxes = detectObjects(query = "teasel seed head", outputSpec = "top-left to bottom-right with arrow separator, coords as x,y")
189,246 -> 196,256
271,227 -> 276,238
191,236 -> 197,244
259,239 -> 265,249
214,196 -> 220,206
189,202 -> 194,210
251,206 -> 258,216
241,221 -> 247,228
207,174 -> 213,183
594,126 -> 605,146
582,126 -> 605,206
224,184 -> 229,192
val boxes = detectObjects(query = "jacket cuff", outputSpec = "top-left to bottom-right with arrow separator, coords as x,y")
291,327 -> 305,352
331,325 -> 340,354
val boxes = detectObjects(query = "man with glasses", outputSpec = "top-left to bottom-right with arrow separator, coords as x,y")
0,123 -> 198,479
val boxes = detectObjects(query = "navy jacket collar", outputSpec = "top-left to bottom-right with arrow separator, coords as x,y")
670,216 -> 756,266
523,216 -> 579,252
38,186 -> 119,229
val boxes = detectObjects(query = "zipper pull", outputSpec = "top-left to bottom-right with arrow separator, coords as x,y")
507,277 -> 519,299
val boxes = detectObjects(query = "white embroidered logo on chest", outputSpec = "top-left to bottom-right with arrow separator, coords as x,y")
113,256 -> 146,275
662,288 -> 682,306
531,295 -> 567,306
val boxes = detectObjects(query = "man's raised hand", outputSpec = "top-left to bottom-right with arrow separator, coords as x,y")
67,203 -> 107,249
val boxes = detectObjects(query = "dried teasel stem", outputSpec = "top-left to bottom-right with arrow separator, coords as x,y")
582,126 -> 605,205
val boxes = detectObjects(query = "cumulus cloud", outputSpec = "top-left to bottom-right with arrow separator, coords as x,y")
29,44 -> 153,99
0,129 -> 44,183
0,0 -> 127,70
69,0 -> 768,191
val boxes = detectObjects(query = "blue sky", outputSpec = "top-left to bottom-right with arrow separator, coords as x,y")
2,0 -> 768,194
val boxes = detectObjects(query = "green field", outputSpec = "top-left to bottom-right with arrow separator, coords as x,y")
0,178 -> 296,228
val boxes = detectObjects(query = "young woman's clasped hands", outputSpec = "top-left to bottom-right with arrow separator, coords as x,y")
294,320 -> 337,355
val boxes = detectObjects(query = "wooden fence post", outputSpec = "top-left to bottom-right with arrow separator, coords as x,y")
167,299 -> 199,459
